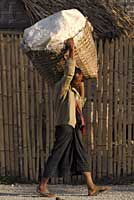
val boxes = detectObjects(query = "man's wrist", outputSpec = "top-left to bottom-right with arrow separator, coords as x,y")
69,48 -> 74,59
69,46 -> 74,51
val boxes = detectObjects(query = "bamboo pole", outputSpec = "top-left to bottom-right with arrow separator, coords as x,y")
29,63 -> 36,179
11,34 -> 19,176
108,39 -> 114,177
19,35 -> 28,179
15,34 -> 23,177
127,40 -> 132,175
35,71 -> 40,181
1,34 -> 10,175
113,38 -> 119,177
14,34 -> 22,176
0,34 -> 5,176
48,86 -> 56,184
102,39 -> 109,177
38,75 -> 44,177
92,80 -> 97,179
122,37 -> 128,176
132,40 -> 134,174
96,39 -> 103,179
92,39 -> 98,180
24,55 -> 33,180
49,85 -> 55,183
44,81 -> 50,163
7,36 -> 15,175
117,36 -> 123,177
6,34 -> 15,176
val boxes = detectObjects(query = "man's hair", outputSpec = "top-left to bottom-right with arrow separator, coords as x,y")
72,67 -> 84,82
74,67 -> 83,75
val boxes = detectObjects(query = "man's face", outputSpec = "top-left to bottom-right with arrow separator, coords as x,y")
71,73 -> 83,89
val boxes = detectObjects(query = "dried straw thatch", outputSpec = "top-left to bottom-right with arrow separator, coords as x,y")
21,0 -> 134,38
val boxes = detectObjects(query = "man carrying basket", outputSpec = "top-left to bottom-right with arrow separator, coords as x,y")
37,38 -> 110,197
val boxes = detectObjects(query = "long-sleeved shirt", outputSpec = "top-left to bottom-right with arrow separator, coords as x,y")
54,58 -> 85,128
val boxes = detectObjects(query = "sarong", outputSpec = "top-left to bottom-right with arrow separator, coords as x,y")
43,124 -> 90,177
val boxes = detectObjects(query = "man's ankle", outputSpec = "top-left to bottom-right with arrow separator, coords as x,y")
88,184 -> 96,191
39,183 -> 47,189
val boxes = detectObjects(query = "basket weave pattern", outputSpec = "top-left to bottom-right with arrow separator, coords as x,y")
27,22 -> 98,85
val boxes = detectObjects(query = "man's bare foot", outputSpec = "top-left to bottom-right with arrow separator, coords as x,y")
39,192 -> 57,198
37,184 -> 49,193
88,186 -> 111,196
37,185 -> 57,198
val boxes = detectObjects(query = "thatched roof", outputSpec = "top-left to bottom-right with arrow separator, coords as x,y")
21,0 -> 134,39
0,0 -> 30,30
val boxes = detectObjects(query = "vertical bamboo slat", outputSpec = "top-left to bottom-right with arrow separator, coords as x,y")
1,34 -> 10,175
35,72 -> 40,181
16,34 -> 23,177
132,40 -> 134,174
38,75 -> 44,177
92,81 -> 97,179
117,36 -> 123,177
24,55 -> 33,180
44,82 -> 50,161
19,35 -> 28,179
49,86 -> 55,183
108,39 -> 114,177
127,40 -> 132,175
102,39 -> 109,177
6,35 -> 15,176
122,37 -> 128,176
29,64 -> 36,179
11,34 -> 19,176
92,40 -> 98,179
96,40 -> 103,179
0,34 -> 5,176
14,34 -> 22,176
113,38 -> 119,177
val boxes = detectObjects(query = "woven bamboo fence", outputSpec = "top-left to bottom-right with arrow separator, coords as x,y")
0,31 -> 134,183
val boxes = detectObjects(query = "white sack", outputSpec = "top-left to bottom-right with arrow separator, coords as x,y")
22,9 -> 93,53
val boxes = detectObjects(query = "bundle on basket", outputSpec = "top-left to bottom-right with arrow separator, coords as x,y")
21,9 -> 98,86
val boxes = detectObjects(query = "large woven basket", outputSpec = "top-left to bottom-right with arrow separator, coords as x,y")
26,21 -> 98,86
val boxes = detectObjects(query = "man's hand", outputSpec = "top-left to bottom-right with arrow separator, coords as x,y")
65,38 -> 74,59
66,38 -> 74,50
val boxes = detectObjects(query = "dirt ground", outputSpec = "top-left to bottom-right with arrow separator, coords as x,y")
0,183 -> 134,200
